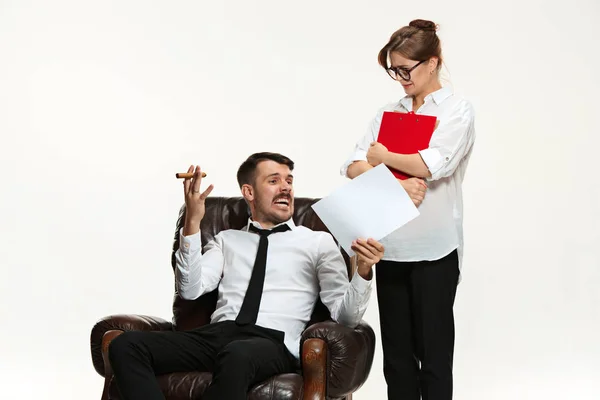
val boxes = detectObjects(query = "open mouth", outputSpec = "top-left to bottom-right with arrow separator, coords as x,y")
273,196 -> 291,207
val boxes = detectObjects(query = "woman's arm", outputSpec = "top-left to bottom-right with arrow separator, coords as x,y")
375,149 -> 431,178
340,107 -> 389,179
346,160 -> 373,179
366,99 -> 475,181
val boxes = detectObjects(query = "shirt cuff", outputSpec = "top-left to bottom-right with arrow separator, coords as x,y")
418,148 -> 445,180
350,270 -> 372,293
340,150 -> 367,177
179,228 -> 202,255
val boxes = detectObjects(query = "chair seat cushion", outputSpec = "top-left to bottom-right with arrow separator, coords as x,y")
108,371 -> 303,399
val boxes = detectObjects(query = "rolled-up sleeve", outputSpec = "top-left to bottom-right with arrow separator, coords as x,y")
339,107 -> 387,177
419,100 -> 476,181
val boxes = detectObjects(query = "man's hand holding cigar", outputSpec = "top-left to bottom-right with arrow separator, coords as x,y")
180,165 -> 213,236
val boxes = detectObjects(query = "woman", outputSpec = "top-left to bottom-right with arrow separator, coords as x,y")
340,19 -> 475,400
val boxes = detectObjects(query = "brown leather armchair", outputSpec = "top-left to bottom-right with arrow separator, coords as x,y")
90,197 -> 376,400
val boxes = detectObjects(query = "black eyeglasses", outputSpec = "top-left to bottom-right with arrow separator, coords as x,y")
386,60 -> 426,81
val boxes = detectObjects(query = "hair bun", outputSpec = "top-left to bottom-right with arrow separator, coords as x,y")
409,19 -> 438,32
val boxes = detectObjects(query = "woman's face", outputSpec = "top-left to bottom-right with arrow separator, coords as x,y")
389,52 -> 436,96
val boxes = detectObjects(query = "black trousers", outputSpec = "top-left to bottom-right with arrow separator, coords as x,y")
108,320 -> 297,400
376,249 -> 460,400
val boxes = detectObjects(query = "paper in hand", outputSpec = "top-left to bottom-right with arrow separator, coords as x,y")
311,164 -> 420,256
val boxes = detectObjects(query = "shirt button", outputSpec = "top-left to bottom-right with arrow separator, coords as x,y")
184,243 -> 190,249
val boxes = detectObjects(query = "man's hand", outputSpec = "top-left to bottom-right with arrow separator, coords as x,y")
182,165 -> 214,236
367,142 -> 388,166
399,177 -> 427,207
351,238 -> 385,280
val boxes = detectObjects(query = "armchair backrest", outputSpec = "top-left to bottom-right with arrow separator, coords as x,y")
169,197 -> 352,331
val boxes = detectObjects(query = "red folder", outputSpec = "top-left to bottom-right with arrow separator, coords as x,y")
376,111 -> 437,180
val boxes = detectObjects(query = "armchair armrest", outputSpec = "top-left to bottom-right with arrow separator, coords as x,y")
301,320 -> 376,399
90,314 -> 173,377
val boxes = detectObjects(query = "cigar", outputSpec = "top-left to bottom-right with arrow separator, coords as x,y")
176,172 -> 207,179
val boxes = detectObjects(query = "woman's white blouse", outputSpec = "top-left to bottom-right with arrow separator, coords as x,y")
340,86 -> 476,268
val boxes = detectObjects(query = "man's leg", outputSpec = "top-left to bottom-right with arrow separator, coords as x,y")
202,336 -> 296,400
411,250 -> 460,400
376,260 -> 420,400
108,323 -> 227,400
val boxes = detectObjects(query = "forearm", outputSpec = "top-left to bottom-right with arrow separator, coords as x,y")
175,232 -> 222,300
384,152 -> 431,178
183,216 -> 201,236
347,160 -> 373,179
331,273 -> 372,327
357,264 -> 373,281
174,246 -> 205,300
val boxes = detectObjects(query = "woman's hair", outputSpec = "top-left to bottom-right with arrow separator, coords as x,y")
378,19 -> 442,72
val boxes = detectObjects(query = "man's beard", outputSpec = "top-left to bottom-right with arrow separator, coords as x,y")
254,193 -> 293,224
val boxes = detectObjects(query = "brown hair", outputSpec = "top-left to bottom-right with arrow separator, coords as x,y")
378,19 -> 442,72
236,152 -> 294,188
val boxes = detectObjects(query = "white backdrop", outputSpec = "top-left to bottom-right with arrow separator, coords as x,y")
1,1 -> 599,399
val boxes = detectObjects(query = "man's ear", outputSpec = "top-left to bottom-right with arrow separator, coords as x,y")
241,184 -> 254,202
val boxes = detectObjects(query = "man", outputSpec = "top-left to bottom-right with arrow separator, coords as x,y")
109,152 -> 384,399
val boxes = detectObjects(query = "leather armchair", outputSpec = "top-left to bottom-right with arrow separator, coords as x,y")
90,197 -> 376,399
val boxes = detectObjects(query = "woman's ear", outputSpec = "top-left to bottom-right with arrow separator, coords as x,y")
429,56 -> 439,73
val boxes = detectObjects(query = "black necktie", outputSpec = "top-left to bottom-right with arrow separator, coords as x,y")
235,223 -> 291,326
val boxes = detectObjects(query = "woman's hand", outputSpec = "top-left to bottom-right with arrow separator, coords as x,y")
367,142 -> 389,166
399,177 -> 427,207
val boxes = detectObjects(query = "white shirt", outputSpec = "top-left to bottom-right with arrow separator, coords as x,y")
174,218 -> 372,359
340,86 -> 475,268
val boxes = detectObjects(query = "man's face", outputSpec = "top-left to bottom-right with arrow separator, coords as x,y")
244,160 -> 294,227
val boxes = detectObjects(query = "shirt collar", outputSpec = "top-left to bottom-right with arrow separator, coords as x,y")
398,86 -> 453,110
246,218 -> 296,232
431,86 -> 453,104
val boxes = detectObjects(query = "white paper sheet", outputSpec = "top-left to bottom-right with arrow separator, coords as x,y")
311,164 -> 420,257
